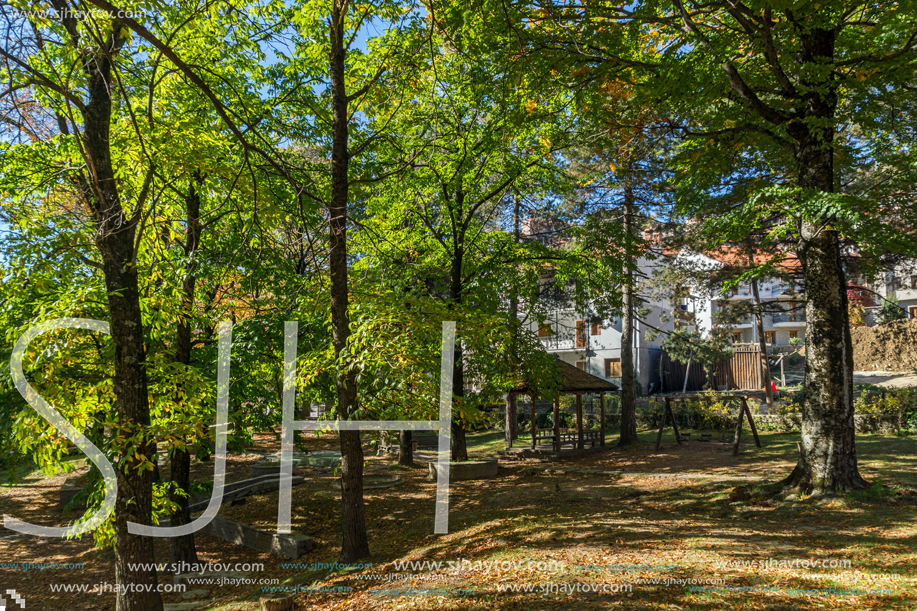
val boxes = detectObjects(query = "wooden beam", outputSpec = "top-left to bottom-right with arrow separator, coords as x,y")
531,396 -> 537,450
599,392 -> 605,447
576,393 -> 584,450
732,399 -> 746,456
553,397 -> 560,452
667,397 -> 681,445
742,397 -> 762,448
654,397 -> 668,452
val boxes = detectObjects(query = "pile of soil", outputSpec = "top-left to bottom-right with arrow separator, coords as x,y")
851,317 -> 917,371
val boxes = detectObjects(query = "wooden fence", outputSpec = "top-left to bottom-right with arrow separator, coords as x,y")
660,345 -> 764,392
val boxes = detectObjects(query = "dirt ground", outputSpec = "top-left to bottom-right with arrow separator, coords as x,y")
852,317 -> 917,372
853,371 -> 917,389
2,430 -> 916,611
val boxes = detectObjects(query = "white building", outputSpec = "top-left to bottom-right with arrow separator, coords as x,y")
672,249 -> 807,348
521,255 -> 673,394
872,259 -> 917,320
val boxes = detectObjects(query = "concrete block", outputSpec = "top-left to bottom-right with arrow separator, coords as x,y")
428,459 -> 498,481
201,516 -> 313,559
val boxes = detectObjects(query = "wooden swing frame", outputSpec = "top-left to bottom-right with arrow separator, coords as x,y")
654,395 -> 762,456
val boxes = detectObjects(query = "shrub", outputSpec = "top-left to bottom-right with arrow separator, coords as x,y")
638,393 -> 739,431
854,388 -> 917,430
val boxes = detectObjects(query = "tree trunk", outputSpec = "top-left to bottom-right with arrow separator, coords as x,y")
81,27 -> 163,611
780,26 -> 866,492
398,430 -> 413,466
782,223 -> 866,492
329,0 -> 369,561
506,192 -> 521,445
170,177 -> 203,567
618,166 -> 639,446
449,225 -> 468,462
747,244 -> 775,410
450,340 -> 468,462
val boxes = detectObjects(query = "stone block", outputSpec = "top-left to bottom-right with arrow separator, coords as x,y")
201,516 -> 313,559
428,459 -> 498,481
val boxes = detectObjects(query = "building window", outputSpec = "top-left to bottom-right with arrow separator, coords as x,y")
764,331 -> 776,345
911,276 -> 917,290
892,277 -> 902,290
789,330 -> 798,339
910,306 -> 917,319
730,286 -> 739,296
575,320 -> 586,348
591,321 -> 601,336
731,332 -> 742,343
604,358 -> 621,377
575,360 -> 587,371
538,324 -> 552,338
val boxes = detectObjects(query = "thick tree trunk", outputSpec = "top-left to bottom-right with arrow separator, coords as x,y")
618,173 -> 638,446
449,241 -> 468,462
506,193 -> 521,445
780,26 -> 866,492
782,223 -> 866,492
450,341 -> 468,461
398,430 -> 413,466
170,177 -> 203,567
329,0 -> 369,561
81,27 -> 163,611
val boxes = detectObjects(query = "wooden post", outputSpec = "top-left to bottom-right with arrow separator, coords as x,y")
531,396 -> 537,450
553,397 -> 560,452
667,397 -> 682,445
599,392 -> 605,447
732,399 -> 746,456
576,393 -> 584,450
742,397 -> 762,448
654,397 -> 668,452
506,393 -> 514,448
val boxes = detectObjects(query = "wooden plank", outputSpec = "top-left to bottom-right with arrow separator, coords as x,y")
742,397 -> 762,448
656,397 -> 672,452
655,397 -> 669,452
531,397 -> 536,450
576,393 -> 584,450
553,397 -> 560,452
599,392 -> 605,447
732,400 -> 746,456
667,398 -> 682,445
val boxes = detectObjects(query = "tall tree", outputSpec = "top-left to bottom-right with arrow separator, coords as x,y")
0,7 -> 166,608
507,0 -> 917,492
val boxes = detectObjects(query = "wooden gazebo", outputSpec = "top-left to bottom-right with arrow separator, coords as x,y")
506,359 -> 619,451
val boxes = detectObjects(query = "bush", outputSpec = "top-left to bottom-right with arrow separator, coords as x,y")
639,393 -> 740,431
854,388 -> 917,430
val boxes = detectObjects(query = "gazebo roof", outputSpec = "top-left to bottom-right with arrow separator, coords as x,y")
510,358 -> 619,394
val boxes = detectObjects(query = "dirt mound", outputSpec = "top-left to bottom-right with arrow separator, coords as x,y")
851,317 -> 917,372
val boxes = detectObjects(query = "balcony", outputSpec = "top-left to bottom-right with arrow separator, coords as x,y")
722,287 -> 752,300
772,312 -> 805,325
769,284 -> 801,299
731,316 -> 754,328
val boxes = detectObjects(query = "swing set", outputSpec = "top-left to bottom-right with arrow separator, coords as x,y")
654,395 -> 762,457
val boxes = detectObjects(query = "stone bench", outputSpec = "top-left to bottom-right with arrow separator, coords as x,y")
200,516 -> 313,559
428,459 -> 498,481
